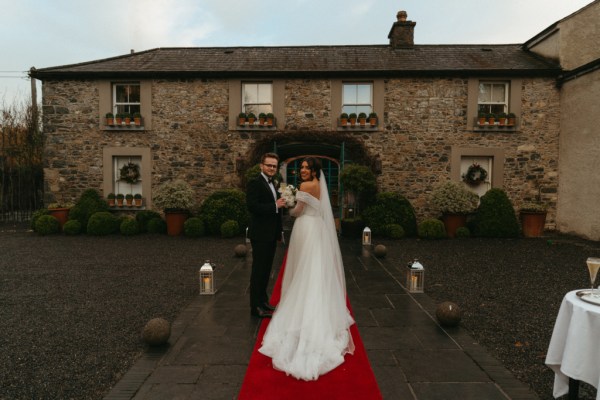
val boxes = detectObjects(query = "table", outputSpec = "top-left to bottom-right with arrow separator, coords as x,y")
546,290 -> 600,399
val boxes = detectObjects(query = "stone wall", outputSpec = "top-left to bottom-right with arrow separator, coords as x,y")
42,76 -> 560,227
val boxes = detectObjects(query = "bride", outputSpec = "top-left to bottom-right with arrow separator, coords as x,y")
258,157 -> 355,381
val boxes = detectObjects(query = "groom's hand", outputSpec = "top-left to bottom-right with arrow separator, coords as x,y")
276,198 -> 287,208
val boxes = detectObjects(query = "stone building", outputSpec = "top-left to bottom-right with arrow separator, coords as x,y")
29,4 -> 599,238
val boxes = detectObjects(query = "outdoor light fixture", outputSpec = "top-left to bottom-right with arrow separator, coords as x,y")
406,259 -> 425,293
245,227 -> 250,244
199,260 -> 215,295
362,227 -> 372,246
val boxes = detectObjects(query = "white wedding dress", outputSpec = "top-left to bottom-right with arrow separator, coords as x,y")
258,172 -> 355,381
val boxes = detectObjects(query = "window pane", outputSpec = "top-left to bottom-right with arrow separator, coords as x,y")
356,84 -> 371,103
343,85 -> 357,104
357,106 -> 371,115
478,84 -> 491,102
128,85 -> 140,102
243,84 -> 258,104
257,84 -> 272,103
491,84 -> 506,103
116,86 -> 128,102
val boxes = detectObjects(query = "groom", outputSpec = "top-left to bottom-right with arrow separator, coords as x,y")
246,152 -> 287,318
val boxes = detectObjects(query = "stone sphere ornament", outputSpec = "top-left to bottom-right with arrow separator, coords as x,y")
374,244 -> 387,258
234,244 -> 248,257
435,301 -> 462,327
142,318 -> 171,346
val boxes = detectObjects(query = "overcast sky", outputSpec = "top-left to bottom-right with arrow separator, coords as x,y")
0,0 -> 594,103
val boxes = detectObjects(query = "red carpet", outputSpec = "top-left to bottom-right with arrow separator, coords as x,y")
239,254 -> 382,400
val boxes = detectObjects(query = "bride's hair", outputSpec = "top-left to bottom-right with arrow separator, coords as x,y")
302,157 -> 321,180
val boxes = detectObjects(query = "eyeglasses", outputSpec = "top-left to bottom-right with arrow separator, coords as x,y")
263,164 -> 278,169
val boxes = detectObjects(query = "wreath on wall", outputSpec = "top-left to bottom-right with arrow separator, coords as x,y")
462,163 -> 488,186
120,162 -> 140,184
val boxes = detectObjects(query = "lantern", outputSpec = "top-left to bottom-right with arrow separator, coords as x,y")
362,227 -> 372,246
406,259 -> 425,293
199,260 -> 215,295
245,227 -> 250,244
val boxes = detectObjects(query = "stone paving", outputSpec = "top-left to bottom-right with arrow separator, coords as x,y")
104,239 -> 539,400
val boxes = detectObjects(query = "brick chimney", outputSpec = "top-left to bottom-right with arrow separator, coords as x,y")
388,11 -> 416,48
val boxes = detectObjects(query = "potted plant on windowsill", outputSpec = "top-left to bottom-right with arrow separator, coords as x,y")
487,113 -> 496,125
258,112 -> 267,126
349,113 -> 357,126
266,113 -> 275,126
153,180 -> 196,236
507,112 -> 516,126
497,112 -> 507,126
340,113 -> 349,126
115,113 -> 123,125
105,112 -> 114,126
125,193 -> 134,206
133,112 -> 142,126
520,202 -> 547,237
477,111 -> 487,125
238,112 -> 247,126
134,193 -> 143,207
123,112 -> 132,125
358,112 -> 367,126
430,181 -> 479,238
368,112 -> 378,127
247,112 -> 256,125
116,193 -> 125,207
107,193 -> 116,207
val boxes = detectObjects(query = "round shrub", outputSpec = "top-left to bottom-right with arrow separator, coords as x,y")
455,226 -> 471,238
136,210 -> 162,232
221,220 -> 239,238
35,215 -> 60,235
339,164 -> 377,212
473,188 -> 519,238
362,192 -> 417,237
120,218 -> 139,236
87,211 -> 119,236
385,224 -> 405,239
147,217 -> 167,234
184,217 -> 205,237
62,220 -> 82,236
418,218 -> 447,239
30,208 -> 49,232
68,189 -> 109,233
200,189 -> 249,235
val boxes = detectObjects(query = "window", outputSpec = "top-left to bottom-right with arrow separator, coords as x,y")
113,83 -> 141,115
113,155 -> 142,197
242,83 -> 272,115
342,83 -> 373,115
478,82 -> 509,115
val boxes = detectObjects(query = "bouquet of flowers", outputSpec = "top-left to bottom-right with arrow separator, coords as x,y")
279,184 -> 297,207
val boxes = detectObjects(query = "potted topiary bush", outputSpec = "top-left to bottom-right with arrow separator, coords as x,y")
107,193 -> 116,207
238,112 -> 247,126
473,188 -> 520,238
125,193 -> 134,206
153,180 -> 196,236
105,112 -> 114,125
348,112 -> 357,126
430,181 -> 479,238
266,113 -> 275,126
368,112 -> 378,126
358,112 -> 367,126
340,112 -> 349,126
134,193 -> 143,207
520,202 -> 547,238
47,201 -> 74,229
133,112 -> 142,126
116,193 -> 125,207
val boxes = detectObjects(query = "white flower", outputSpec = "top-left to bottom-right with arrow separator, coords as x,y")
279,184 -> 297,207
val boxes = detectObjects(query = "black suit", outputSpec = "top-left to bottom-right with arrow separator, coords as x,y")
246,174 -> 283,310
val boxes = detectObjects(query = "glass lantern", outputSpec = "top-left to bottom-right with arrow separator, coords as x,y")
406,259 -> 425,293
362,227 -> 372,246
199,260 -> 215,295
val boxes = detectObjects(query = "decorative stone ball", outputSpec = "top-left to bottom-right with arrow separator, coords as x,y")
435,302 -> 462,327
141,318 -> 171,346
374,244 -> 387,258
234,244 -> 248,257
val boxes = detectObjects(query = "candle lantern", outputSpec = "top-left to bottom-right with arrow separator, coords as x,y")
245,227 -> 250,244
362,227 -> 372,246
406,259 -> 425,293
199,260 -> 215,295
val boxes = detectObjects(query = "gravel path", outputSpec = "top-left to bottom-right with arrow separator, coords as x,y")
1,223 -> 599,399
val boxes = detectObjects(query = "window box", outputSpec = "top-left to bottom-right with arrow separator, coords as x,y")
236,117 -> 277,130
473,117 -> 518,132
337,117 -> 379,131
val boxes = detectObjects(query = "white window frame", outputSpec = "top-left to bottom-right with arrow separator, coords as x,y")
478,81 -> 509,114
113,155 -> 143,197
342,82 -> 373,115
242,82 -> 273,115
112,83 -> 141,115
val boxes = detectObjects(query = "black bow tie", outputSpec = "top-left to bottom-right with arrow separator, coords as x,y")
267,177 -> 274,184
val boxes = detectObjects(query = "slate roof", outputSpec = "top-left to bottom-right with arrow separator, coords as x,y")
30,44 -> 561,80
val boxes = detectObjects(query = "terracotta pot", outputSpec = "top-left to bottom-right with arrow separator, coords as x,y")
48,208 -> 70,229
442,213 -> 467,238
359,118 -> 366,126
134,117 -> 141,126
126,198 -> 133,206
134,198 -> 142,207
521,212 -> 547,237
165,210 -> 189,236
108,199 -> 115,207
117,198 -> 124,207
106,118 -> 114,126
340,118 -> 348,126
369,117 -> 377,126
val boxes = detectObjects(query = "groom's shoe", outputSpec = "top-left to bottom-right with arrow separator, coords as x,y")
262,302 -> 276,311
251,306 -> 273,318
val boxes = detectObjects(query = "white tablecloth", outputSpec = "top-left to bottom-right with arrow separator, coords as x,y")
546,290 -> 600,399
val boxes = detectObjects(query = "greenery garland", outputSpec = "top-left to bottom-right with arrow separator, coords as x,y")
120,162 -> 140,184
462,163 -> 488,186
